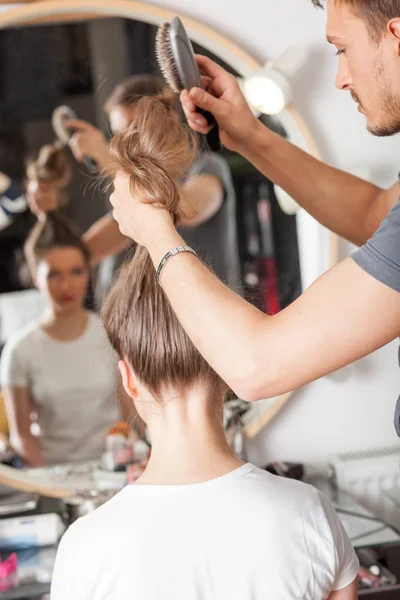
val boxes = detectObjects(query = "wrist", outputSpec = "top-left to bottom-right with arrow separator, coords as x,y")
146,226 -> 184,268
239,118 -> 273,159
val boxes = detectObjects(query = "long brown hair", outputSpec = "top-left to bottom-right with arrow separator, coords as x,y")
102,97 -> 225,398
24,144 -> 88,274
26,143 -> 72,191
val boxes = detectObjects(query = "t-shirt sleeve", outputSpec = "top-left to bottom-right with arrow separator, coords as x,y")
51,525 -> 88,600
186,152 -> 231,199
0,180 -> 27,217
352,198 -> 400,292
0,337 -> 29,387
318,491 -> 359,591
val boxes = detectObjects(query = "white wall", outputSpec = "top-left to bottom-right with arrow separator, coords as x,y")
154,0 -> 400,466
3,0 -> 400,466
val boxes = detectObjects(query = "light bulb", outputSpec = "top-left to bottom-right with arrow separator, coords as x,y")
243,67 -> 291,116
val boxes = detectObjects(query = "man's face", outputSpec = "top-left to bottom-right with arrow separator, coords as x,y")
327,0 -> 400,136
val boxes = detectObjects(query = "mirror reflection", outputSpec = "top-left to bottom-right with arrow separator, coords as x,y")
0,16 -> 301,474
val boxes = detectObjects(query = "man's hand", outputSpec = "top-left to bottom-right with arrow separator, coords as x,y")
110,171 -> 175,247
180,55 -> 260,153
27,180 -> 59,216
66,119 -> 111,169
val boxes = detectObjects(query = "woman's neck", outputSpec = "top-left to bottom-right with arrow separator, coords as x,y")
40,307 -> 89,341
136,386 -> 244,486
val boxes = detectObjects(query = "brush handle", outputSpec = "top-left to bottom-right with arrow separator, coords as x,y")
197,108 -> 221,153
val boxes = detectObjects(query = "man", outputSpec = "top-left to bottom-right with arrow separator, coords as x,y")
109,0 -> 400,431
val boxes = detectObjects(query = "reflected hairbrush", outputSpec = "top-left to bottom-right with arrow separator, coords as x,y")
155,17 -> 221,153
52,105 -> 97,173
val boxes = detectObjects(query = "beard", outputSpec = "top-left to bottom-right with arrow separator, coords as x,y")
368,88 -> 400,136
363,56 -> 400,137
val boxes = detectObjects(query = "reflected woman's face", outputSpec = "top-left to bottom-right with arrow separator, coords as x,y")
35,247 -> 89,314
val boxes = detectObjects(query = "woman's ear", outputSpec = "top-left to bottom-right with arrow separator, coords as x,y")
118,360 -> 138,400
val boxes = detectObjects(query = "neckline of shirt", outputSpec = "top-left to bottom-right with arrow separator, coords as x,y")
124,463 -> 257,495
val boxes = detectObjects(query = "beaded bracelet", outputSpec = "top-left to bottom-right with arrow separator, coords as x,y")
156,246 -> 197,283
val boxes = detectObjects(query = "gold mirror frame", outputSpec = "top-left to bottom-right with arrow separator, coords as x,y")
0,0 -> 338,439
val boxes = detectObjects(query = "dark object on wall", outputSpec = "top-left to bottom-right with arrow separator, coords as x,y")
0,24 -> 92,129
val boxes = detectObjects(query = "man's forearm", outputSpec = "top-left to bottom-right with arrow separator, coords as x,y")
145,226 -> 400,402
146,227 -> 271,399
241,121 -> 383,246
83,214 -> 131,266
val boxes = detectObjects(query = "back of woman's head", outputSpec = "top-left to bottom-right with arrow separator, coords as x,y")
102,97 -> 224,398
24,143 -> 86,274
24,211 -> 89,275
104,73 -> 178,115
26,143 -> 72,190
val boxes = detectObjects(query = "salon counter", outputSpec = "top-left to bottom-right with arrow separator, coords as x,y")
310,478 -> 400,598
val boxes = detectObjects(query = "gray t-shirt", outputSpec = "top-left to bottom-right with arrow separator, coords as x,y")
0,312 -> 119,464
352,197 -> 400,434
178,153 -> 242,294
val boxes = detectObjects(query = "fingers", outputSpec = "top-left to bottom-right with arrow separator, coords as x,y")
194,54 -> 226,79
188,87 -> 222,117
64,119 -> 92,131
69,135 -> 85,162
180,90 -> 209,132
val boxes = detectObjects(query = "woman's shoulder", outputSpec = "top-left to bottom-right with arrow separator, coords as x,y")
86,311 -> 108,336
85,312 -> 115,352
186,152 -> 230,181
2,321 -> 42,355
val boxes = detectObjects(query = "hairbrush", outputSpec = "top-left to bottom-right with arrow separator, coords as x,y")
155,17 -> 221,153
52,105 -> 97,173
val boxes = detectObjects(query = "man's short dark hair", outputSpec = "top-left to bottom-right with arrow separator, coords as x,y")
311,0 -> 400,42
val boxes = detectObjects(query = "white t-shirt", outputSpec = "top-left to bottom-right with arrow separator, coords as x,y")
0,312 -> 119,464
51,463 -> 359,600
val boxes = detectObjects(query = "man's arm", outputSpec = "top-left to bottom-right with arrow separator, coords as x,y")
241,122 -> 398,246
110,171 -> 400,402
148,234 -> 400,401
180,56 -> 398,246
83,213 -> 132,267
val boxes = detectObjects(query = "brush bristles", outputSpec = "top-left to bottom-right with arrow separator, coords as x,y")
155,21 -> 184,94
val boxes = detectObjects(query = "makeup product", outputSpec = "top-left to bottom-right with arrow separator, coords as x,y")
155,17 -> 221,152
257,182 -> 280,315
52,105 -> 97,173
0,553 -> 17,592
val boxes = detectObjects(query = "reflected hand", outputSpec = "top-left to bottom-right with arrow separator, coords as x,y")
180,55 -> 259,152
66,119 -> 111,169
110,170 -> 174,246
27,180 -> 59,217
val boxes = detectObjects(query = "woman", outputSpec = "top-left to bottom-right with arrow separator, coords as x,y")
0,145 -> 119,467
51,98 -> 358,600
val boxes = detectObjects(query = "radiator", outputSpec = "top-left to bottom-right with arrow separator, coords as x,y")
330,446 -> 400,530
